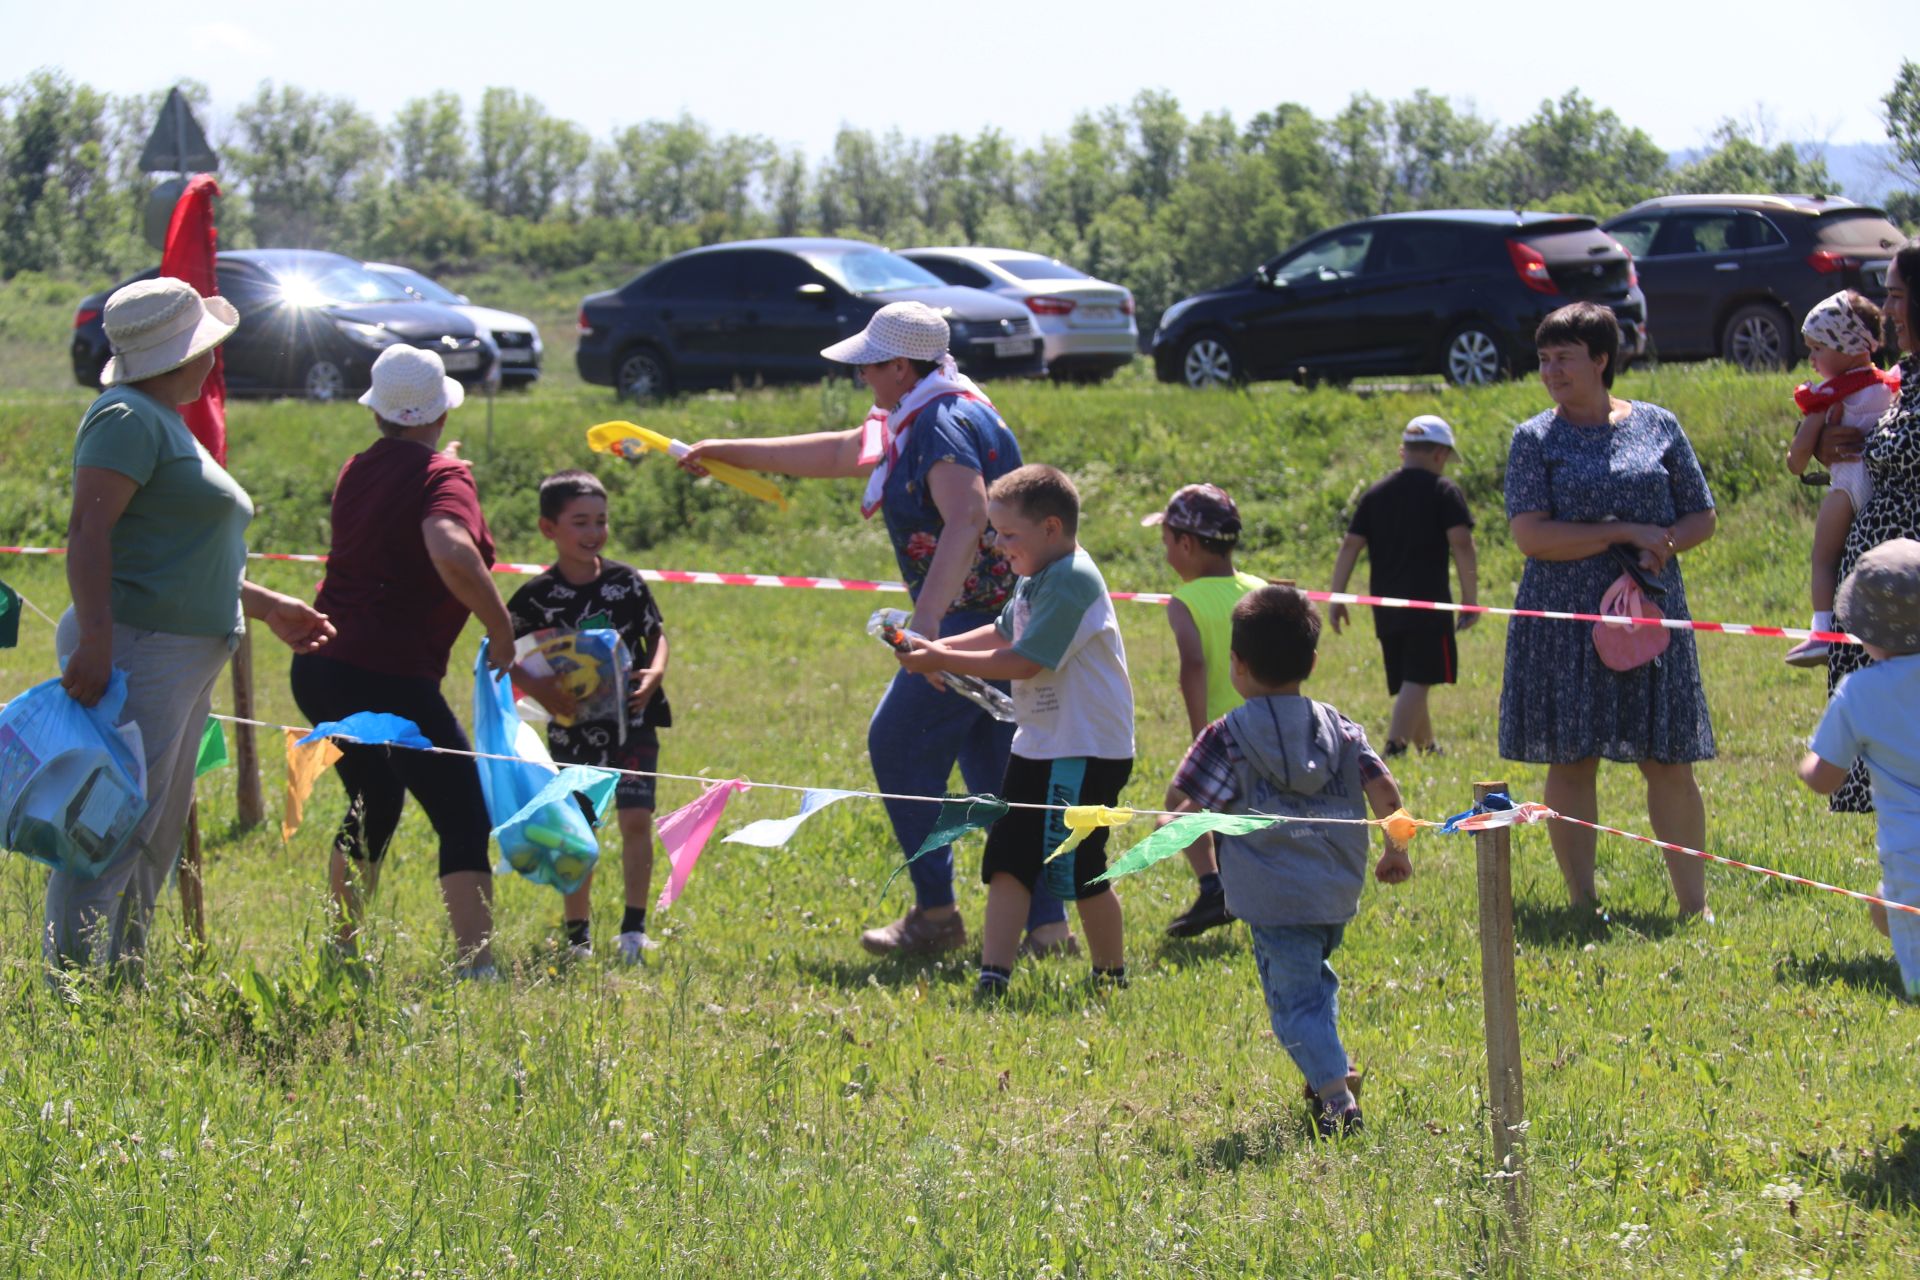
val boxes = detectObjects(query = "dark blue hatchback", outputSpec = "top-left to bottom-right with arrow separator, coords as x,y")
576,238 -> 1046,398
1151,210 -> 1647,388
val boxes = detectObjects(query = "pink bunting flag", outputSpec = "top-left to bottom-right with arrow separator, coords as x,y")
655,779 -> 749,911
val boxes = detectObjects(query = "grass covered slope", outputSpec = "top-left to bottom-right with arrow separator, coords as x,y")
1,366 -> 1917,1277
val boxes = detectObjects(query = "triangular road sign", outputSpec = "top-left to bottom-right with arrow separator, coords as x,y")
139,87 -> 218,173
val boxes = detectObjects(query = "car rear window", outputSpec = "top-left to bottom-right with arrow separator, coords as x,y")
993,258 -> 1089,281
1515,222 -> 1615,262
1814,211 -> 1907,256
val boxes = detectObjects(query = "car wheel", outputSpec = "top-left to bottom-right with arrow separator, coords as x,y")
1721,304 -> 1790,372
1179,334 -> 1237,388
303,359 -> 347,402
616,347 -> 671,401
1443,324 -> 1504,387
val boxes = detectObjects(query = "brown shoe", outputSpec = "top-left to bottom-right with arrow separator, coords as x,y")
1301,1064 -> 1365,1105
860,908 -> 966,957
1017,931 -> 1082,960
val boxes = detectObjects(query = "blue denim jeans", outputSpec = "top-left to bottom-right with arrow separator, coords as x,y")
1248,922 -> 1351,1089
867,609 -> 1066,927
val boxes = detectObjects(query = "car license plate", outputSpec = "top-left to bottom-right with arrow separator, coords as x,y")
993,338 -> 1034,358
442,352 -> 481,372
498,349 -> 534,364
1078,306 -> 1117,322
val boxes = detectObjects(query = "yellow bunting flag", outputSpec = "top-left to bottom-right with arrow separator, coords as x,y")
1043,805 -> 1137,864
1381,808 -> 1422,846
282,729 -> 344,843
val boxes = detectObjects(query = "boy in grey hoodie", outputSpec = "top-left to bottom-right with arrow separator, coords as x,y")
1168,585 -> 1412,1137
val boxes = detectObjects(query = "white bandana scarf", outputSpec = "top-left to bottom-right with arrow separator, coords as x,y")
856,356 -> 991,519
1802,293 -> 1879,356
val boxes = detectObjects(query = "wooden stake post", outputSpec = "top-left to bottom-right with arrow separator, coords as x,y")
179,800 -> 206,950
230,627 -> 264,828
1473,780 -> 1529,1265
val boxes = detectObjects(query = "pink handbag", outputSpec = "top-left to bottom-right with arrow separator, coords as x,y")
1593,573 -> 1671,671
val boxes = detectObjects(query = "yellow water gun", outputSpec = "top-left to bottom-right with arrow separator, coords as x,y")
587,421 -> 788,510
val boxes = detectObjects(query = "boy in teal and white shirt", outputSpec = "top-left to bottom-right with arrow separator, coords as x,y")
897,464 -> 1135,995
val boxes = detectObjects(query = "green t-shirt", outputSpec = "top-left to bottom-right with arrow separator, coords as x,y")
72,387 -> 253,637
1173,570 -> 1268,723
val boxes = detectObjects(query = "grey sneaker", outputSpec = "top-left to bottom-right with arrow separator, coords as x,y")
1784,638 -> 1830,668
454,962 -> 502,984
859,908 -> 966,957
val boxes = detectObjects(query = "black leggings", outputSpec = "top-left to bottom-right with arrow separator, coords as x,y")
289,653 -> 492,877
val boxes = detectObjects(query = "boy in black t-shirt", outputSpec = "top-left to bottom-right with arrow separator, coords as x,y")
508,470 -> 672,964
1327,416 -> 1478,756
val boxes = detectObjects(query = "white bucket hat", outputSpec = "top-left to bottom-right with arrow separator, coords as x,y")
99,277 -> 239,386
358,344 -> 465,426
821,301 -> 950,365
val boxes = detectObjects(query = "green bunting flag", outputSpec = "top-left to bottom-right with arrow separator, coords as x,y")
1093,813 -> 1279,884
881,794 -> 1010,898
0,577 -> 18,649
194,716 -> 229,778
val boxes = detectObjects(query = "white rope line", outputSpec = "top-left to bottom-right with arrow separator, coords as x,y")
207,712 -> 1386,826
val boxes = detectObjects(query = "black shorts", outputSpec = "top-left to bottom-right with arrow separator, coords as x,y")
551,725 -> 661,811
1377,613 -> 1458,694
983,754 -> 1134,901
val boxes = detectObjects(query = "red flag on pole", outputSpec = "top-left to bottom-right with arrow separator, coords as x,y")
159,174 -> 227,465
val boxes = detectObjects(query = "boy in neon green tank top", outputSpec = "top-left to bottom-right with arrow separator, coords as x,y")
1143,484 -> 1265,937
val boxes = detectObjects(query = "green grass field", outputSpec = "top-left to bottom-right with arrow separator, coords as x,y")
1,335 -> 1917,1276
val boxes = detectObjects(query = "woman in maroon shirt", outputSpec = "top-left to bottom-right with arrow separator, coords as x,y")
289,347 -> 516,980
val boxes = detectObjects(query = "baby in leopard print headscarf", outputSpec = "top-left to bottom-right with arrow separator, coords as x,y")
1783,291 -> 1900,668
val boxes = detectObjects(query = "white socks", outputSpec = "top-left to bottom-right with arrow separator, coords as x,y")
1813,610 -> 1834,632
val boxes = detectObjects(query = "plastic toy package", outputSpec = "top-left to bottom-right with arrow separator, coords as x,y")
866,609 -> 1016,723
513,627 -> 631,741
474,640 -> 611,894
0,672 -> 148,878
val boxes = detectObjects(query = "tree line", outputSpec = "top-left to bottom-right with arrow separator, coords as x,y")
4,66 -> 1917,322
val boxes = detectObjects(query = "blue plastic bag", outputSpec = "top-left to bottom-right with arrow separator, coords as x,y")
0,671 -> 148,878
473,639 -> 613,894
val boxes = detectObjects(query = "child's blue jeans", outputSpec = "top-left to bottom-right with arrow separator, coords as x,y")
867,609 -> 1067,928
1248,922 -> 1351,1090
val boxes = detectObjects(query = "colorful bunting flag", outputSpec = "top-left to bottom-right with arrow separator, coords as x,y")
0,578 -> 18,649
723,788 -> 859,848
1043,804 -> 1136,863
656,779 -> 749,911
879,794 -> 1010,898
297,713 -> 432,751
1094,812 -> 1280,884
194,716 -> 228,778
282,729 -> 344,842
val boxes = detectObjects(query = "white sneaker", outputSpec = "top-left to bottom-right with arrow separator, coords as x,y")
615,931 -> 657,965
567,941 -> 594,961
454,962 -> 502,984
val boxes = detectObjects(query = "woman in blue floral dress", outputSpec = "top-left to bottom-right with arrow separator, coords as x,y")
1500,302 -> 1719,918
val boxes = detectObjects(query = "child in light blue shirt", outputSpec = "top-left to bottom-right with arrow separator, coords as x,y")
1799,538 -> 1920,998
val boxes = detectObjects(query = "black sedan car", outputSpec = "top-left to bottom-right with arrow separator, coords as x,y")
72,250 -> 496,400
576,238 -> 1046,398
1152,210 -> 1647,388
1601,194 -> 1905,369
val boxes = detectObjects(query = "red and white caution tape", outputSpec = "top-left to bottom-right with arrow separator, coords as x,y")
0,544 -> 1862,644
1550,810 -> 1919,917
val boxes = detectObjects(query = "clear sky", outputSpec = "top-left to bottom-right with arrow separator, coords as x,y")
7,0 -> 1908,158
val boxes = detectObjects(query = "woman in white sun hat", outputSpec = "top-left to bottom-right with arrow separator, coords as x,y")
53,276 -> 336,973
289,343 -> 516,981
679,301 -> 1074,959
